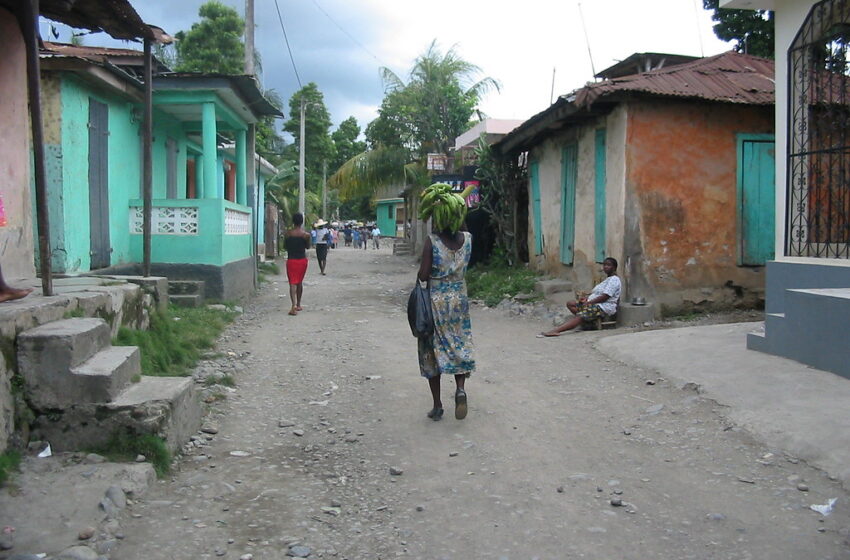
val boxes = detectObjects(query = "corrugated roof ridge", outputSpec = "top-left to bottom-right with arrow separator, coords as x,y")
42,41 -> 143,58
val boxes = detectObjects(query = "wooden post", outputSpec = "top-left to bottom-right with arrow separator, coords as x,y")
18,0 -> 52,296
143,38 -> 153,277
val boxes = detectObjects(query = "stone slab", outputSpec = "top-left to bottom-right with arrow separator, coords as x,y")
71,346 -> 140,403
534,278 -> 573,296
32,376 -> 202,453
617,302 -> 657,326
17,318 -> 111,409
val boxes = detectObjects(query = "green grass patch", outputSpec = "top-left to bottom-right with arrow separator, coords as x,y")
114,305 -> 237,376
63,308 -> 85,319
466,260 -> 541,307
0,450 -> 21,486
89,431 -> 171,477
204,373 -> 236,387
258,261 -> 280,275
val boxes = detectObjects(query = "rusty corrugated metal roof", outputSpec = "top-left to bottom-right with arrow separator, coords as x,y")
498,51 -> 774,154
42,41 -> 145,59
574,51 -> 774,108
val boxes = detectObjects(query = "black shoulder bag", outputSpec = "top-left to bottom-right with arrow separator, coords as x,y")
407,279 -> 434,338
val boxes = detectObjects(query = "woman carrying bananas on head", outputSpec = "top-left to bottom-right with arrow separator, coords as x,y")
416,183 -> 476,421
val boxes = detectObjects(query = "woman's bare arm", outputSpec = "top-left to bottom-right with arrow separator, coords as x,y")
417,237 -> 433,283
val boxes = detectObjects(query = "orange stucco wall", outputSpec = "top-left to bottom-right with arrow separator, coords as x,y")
625,100 -> 774,312
0,8 -> 35,282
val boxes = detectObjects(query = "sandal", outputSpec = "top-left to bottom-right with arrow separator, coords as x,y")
288,309 -> 298,316
455,389 -> 468,420
427,407 -> 444,421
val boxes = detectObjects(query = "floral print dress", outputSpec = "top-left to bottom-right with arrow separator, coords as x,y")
418,232 -> 476,379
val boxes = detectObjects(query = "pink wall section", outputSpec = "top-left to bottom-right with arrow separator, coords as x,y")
0,8 -> 35,281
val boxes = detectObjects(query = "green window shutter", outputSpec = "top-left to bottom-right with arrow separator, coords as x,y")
560,144 -> 577,265
594,129 -> 607,263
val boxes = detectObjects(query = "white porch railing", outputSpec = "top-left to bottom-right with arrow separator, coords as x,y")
225,207 -> 250,235
130,206 -> 199,235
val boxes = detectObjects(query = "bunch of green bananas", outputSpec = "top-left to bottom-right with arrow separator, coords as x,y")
418,183 -> 469,233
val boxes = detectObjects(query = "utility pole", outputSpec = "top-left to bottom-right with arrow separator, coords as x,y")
244,0 -> 258,286
298,97 -> 306,215
322,160 -> 327,219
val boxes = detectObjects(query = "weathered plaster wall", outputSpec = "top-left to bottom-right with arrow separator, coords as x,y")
527,109 -> 629,291
51,76 -> 141,273
625,100 -> 774,313
0,9 -> 35,282
606,106 -> 628,284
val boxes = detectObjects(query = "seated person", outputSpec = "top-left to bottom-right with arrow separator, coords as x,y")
539,257 -> 621,337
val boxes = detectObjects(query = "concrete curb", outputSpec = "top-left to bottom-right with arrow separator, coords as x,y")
597,322 -> 850,490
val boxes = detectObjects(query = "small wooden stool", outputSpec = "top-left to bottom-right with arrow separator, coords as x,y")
591,314 -> 618,330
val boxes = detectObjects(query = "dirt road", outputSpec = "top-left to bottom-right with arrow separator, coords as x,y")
114,244 -> 850,560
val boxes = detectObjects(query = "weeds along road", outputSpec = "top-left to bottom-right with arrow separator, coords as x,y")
114,244 -> 850,560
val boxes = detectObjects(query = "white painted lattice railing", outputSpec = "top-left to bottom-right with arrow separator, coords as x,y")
130,206 -> 199,235
224,208 -> 250,235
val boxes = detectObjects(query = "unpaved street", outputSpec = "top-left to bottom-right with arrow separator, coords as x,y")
114,245 -> 850,560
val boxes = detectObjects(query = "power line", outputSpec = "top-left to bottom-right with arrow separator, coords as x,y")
310,0 -> 384,66
273,0 -> 302,89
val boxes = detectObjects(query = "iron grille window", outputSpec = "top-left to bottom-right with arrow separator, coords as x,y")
788,0 -> 850,258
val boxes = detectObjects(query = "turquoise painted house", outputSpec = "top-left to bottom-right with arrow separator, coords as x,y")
374,184 -> 404,238
38,42 -> 281,300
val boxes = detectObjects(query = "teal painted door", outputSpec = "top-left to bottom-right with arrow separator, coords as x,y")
740,139 -> 775,265
530,161 -> 543,254
594,129 -> 607,262
88,99 -> 110,270
560,144 -> 577,264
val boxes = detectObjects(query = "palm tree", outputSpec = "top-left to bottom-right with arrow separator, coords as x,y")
328,40 -> 499,196
380,40 -> 500,156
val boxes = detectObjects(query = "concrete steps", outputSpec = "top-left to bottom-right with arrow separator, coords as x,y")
393,240 -> 413,256
17,317 -> 201,452
747,288 -> 850,379
168,280 -> 205,308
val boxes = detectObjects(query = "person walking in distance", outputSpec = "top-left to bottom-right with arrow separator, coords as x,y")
417,183 -> 475,421
371,225 -> 381,249
284,212 -> 310,316
314,219 -> 330,275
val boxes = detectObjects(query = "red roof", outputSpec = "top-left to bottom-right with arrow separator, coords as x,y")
574,50 -> 774,108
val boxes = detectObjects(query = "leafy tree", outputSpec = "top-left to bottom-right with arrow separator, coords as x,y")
256,88 -> 286,162
331,117 -> 366,172
371,40 -> 499,157
473,136 -> 526,266
331,40 -> 497,199
704,0 -> 774,59
283,83 -> 335,194
175,1 -> 245,73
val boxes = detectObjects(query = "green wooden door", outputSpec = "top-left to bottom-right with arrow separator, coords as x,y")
530,161 -> 543,255
739,137 -> 775,265
594,129 -> 607,262
560,144 -> 577,264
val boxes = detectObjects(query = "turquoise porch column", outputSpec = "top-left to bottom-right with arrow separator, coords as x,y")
202,102 -> 217,199
196,154 -> 205,198
236,128 -> 247,205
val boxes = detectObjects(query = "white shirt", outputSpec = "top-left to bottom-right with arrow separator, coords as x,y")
316,227 -> 330,245
372,227 -> 381,237
590,275 -> 621,316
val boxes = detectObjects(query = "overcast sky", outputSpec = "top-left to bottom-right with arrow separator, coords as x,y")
43,0 -> 734,140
